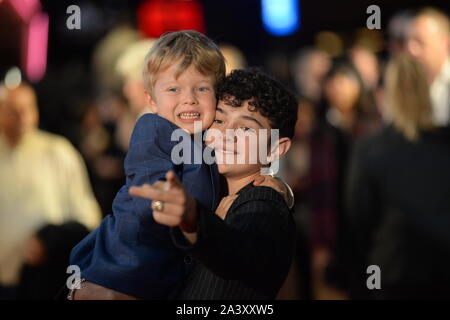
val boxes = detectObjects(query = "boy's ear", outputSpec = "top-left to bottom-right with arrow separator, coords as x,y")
267,137 -> 292,163
145,90 -> 158,113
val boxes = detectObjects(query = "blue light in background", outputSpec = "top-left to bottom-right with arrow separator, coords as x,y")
261,0 -> 300,36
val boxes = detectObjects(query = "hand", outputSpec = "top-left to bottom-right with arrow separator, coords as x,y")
24,235 -> 47,266
129,171 -> 198,233
215,194 -> 238,220
253,175 -> 294,208
253,175 -> 285,195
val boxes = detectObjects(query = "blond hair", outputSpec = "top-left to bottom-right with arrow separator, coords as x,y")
116,39 -> 156,81
416,7 -> 450,36
142,30 -> 225,93
219,44 -> 247,74
385,55 -> 435,141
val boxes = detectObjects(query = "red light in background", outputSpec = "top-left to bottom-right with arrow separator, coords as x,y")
137,0 -> 205,38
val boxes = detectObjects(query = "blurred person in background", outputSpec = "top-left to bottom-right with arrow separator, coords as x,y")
343,55 -> 450,299
115,38 -> 156,151
292,48 -> 331,104
92,24 -> 141,91
17,222 -> 89,299
0,83 -> 101,299
219,44 -> 247,75
348,45 -> 386,137
387,10 -> 415,58
312,58 -> 381,298
115,39 -> 156,120
406,7 -> 450,127
322,58 -> 381,138
377,10 -> 415,125
279,50 -> 333,299
348,46 -> 380,92
272,48 -> 327,299
78,94 -> 128,217
79,39 -> 156,216
321,58 -> 381,233
279,98 -> 318,300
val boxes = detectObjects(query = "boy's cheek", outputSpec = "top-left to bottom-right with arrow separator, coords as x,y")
201,111 -> 216,130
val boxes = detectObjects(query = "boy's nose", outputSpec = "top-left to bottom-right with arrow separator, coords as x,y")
224,129 -> 238,143
182,90 -> 198,105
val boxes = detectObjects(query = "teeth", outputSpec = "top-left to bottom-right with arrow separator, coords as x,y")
217,149 -> 235,155
179,112 -> 200,119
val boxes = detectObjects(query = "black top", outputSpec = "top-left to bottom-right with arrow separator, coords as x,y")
343,125 -> 450,298
171,183 -> 296,300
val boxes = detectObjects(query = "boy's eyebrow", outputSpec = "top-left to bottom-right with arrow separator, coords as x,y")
217,106 -> 264,128
159,79 -> 213,87
239,115 -> 264,128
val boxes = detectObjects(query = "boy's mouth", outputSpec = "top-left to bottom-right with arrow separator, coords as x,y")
214,146 -> 239,155
178,112 -> 201,122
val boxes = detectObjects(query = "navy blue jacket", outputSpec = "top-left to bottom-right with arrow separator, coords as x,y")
70,114 -> 220,299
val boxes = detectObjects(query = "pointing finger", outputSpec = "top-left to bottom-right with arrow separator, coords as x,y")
166,171 -> 182,189
129,185 -> 182,204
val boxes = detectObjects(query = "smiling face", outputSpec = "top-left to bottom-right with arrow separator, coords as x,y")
146,62 -> 217,133
207,98 -> 274,179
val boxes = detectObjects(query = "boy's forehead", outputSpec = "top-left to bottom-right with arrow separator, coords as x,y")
154,62 -> 216,82
217,98 -> 272,128
218,96 -> 257,110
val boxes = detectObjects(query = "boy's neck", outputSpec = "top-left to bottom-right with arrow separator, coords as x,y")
224,170 -> 261,195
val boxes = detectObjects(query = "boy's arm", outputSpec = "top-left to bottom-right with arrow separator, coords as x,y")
122,114 -> 183,225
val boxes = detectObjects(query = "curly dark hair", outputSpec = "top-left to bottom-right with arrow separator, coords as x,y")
215,68 -> 298,139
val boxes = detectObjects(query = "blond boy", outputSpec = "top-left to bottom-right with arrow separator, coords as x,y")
69,31 -> 225,299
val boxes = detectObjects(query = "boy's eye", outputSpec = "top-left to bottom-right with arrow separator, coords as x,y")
199,87 -> 211,92
213,119 -> 223,124
168,88 -> 178,92
240,126 -> 254,132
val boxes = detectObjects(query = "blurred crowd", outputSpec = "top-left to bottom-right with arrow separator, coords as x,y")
278,7 -> 450,300
0,5 -> 449,300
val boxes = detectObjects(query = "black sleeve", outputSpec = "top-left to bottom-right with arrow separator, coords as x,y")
171,194 -> 295,291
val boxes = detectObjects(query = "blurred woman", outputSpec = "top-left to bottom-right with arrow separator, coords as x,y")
302,59 -> 381,296
343,55 -> 450,299
322,58 -> 380,138
283,58 -> 382,298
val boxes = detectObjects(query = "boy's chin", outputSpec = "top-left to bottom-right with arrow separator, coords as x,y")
217,163 -> 262,176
